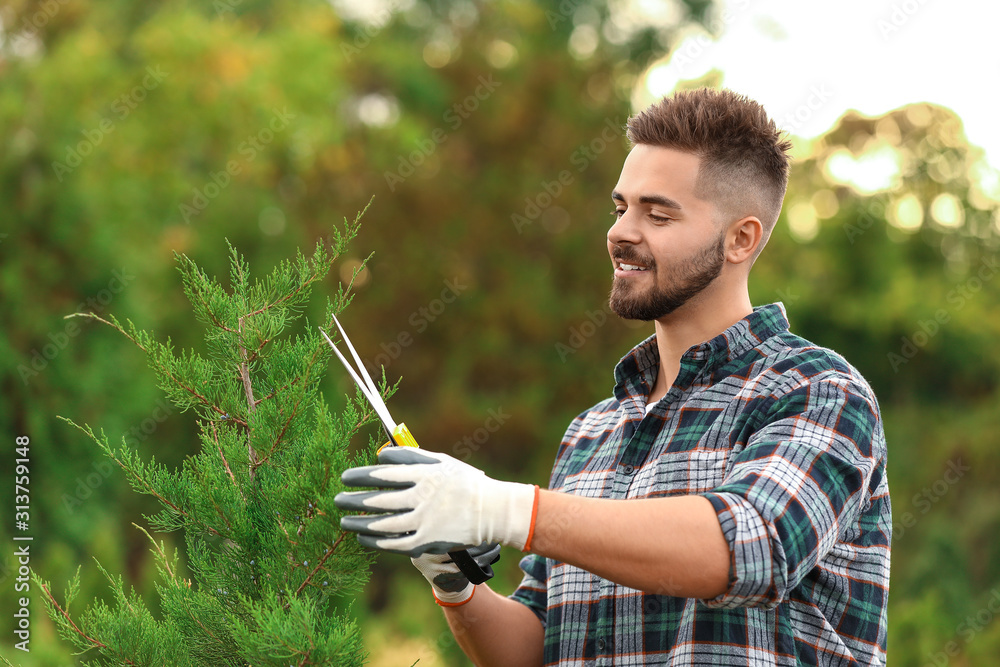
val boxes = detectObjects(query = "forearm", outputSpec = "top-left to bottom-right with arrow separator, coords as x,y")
442,584 -> 544,667
529,490 -> 730,598
335,447 -> 730,653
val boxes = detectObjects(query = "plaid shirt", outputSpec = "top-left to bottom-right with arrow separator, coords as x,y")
511,303 -> 890,666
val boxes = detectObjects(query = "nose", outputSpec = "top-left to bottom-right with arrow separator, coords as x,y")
607,209 -> 641,248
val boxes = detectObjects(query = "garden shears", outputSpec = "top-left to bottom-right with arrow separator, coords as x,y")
320,317 -> 495,585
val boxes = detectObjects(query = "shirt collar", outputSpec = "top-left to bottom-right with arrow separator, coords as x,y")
613,302 -> 790,391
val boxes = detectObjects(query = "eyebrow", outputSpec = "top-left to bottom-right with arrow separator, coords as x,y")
611,190 -> 684,210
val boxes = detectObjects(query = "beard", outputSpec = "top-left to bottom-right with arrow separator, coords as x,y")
609,231 -> 727,321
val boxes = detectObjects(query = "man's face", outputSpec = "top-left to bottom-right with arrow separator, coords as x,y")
607,145 -> 727,321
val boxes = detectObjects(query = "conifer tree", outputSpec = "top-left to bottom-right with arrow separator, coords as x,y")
33,213 -> 384,666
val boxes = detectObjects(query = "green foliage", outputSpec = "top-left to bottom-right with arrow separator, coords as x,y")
32,215 -> 380,666
2,1 -> 999,665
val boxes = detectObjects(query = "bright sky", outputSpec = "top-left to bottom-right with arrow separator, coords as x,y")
637,0 -> 1000,178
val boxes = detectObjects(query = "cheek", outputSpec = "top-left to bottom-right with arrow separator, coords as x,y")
649,232 -> 691,262
654,227 -> 717,260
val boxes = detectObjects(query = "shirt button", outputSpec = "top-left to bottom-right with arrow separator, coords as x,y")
622,465 -> 635,475
596,638 -> 606,651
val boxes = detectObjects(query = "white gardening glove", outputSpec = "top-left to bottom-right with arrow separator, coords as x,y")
334,447 -> 539,556
411,542 -> 501,606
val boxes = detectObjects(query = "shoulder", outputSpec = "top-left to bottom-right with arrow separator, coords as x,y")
752,329 -> 880,410
743,331 -> 886,459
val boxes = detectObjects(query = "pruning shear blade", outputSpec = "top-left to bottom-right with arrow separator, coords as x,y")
320,318 -> 397,435
321,318 -> 494,584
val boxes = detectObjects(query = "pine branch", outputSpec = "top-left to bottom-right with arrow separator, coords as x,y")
253,376 -> 298,406
209,421 -> 243,500
287,532 -> 348,607
238,318 -> 258,416
242,274 -> 317,320
246,335 -> 271,364
135,523 -> 176,582
62,312 -> 249,429
59,408 -> 221,538
53,213 -> 378,666
254,305 -> 372,472
37,580 -> 140,666
189,462 -> 234,533
238,314 -> 261,477
176,252 -> 238,334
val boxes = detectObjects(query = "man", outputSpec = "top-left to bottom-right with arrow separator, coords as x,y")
335,88 -> 891,666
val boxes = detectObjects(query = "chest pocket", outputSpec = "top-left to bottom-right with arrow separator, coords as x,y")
632,405 -> 732,497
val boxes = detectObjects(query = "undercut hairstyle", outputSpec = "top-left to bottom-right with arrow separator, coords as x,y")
626,88 -> 792,262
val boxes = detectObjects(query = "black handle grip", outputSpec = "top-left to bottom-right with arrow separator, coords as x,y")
448,549 -> 494,585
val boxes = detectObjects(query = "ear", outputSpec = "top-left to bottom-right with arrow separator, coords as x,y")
726,216 -> 763,265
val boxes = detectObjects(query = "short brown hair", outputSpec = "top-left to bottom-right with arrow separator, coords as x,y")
626,88 -> 791,257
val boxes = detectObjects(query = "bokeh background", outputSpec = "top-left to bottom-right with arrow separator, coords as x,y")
2,0 -> 999,664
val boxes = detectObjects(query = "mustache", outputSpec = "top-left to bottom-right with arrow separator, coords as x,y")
611,246 -> 655,268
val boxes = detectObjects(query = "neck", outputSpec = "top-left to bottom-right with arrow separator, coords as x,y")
647,288 -> 753,402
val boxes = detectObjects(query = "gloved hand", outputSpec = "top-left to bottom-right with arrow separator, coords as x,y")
412,541 -> 501,606
334,447 -> 539,557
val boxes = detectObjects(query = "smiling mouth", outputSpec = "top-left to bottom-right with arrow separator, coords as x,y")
617,262 -> 649,272
611,247 -> 655,274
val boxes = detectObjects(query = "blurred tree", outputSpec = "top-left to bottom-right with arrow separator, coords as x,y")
3,0 -> 999,665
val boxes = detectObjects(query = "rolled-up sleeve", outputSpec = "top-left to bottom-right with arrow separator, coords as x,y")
699,372 -> 883,609
510,553 -> 549,625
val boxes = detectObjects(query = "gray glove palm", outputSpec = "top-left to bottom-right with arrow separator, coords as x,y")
412,541 -> 501,605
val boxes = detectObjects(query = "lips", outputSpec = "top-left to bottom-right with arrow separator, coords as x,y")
617,262 -> 649,271
612,249 -> 654,274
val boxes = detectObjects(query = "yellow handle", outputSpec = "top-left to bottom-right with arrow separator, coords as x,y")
376,422 -> 420,455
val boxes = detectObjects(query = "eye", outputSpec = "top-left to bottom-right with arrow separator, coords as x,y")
649,213 -> 672,223
610,209 -> 625,218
